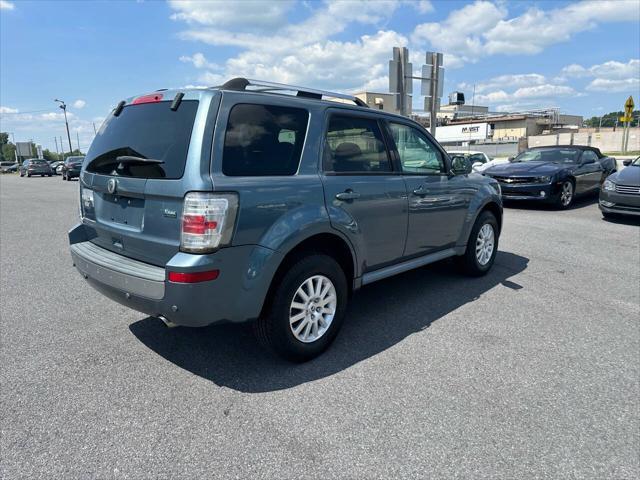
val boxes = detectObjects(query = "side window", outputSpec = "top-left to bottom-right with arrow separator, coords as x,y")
324,115 -> 391,173
582,150 -> 598,163
222,103 -> 309,176
388,123 -> 445,174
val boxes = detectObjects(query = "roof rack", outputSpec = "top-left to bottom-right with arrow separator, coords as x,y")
218,78 -> 369,108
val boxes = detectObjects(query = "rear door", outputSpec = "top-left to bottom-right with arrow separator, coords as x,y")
320,111 -> 407,271
81,94 -> 214,266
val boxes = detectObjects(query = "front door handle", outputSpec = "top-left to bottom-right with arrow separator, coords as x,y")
335,190 -> 361,201
413,186 -> 429,196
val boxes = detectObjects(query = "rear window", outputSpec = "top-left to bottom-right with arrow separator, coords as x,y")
222,103 -> 309,176
85,100 -> 198,179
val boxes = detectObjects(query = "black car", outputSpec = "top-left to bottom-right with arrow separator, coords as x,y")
484,146 -> 616,208
600,156 -> 640,218
0,161 -> 18,173
19,158 -> 53,177
61,156 -> 85,180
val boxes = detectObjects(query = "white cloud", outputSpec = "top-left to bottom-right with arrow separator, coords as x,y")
561,59 -> 640,93
168,0 -> 294,30
0,106 -> 19,114
586,78 -> 640,93
474,82 -> 576,108
460,73 -> 547,94
413,1 -> 433,14
172,1 -> 406,92
179,52 -> 219,70
563,59 -> 640,80
0,1 -> 15,10
73,99 -> 86,109
412,1 -> 507,62
412,0 -> 639,66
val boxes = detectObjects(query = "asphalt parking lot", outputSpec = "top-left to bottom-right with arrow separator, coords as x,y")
1,174 -> 638,479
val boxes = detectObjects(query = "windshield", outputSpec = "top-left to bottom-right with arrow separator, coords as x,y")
513,148 -> 581,164
86,100 -> 198,179
632,156 -> 640,166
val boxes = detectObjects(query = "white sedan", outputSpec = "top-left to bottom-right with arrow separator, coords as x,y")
448,150 -> 510,173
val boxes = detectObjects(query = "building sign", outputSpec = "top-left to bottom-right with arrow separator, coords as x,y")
435,122 -> 490,143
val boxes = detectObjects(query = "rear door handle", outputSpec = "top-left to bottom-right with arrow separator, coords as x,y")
413,186 -> 429,196
335,190 -> 361,201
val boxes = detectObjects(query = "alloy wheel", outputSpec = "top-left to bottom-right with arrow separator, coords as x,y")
475,223 -> 495,266
289,275 -> 337,343
560,181 -> 573,207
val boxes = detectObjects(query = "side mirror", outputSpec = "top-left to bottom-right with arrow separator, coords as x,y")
451,155 -> 470,175
623,159 -> 632,166
507,156 -> 514,162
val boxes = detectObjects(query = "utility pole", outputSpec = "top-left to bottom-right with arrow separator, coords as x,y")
54,137 -> 59,159
76,131 -> 80,152
54,99 -> 73,155
60,136 -> 64,159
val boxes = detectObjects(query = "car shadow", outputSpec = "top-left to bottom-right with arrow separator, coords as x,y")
602,214 -> 640,226
129,251 -> 529,393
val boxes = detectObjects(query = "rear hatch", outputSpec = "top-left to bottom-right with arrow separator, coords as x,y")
80,93 -> 213,266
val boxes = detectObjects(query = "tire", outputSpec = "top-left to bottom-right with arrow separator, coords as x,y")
254,254 -> 348,362
62,172 -> 67,180
27,173 -> 31,177
456,211 -> 499,277
556,180 -> 574,209
48,174 -> 52,177
20,173 -> 24,177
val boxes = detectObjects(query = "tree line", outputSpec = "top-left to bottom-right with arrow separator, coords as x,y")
0,132 -> 82,162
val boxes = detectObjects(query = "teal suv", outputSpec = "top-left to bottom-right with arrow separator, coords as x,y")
69,78 -> 503,361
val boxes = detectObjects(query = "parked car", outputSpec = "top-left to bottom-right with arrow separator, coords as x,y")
600,156 -> 640,218
483,146 -> 616,208
68,78 -> 503,361
19,158 -> 52,177
49,161 -> 63,175
61,156 -> 85,180
447,150 -> 491,172
0,161 -> 18,173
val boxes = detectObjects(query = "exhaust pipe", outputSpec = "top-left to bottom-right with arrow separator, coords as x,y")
157,315 -> 178,328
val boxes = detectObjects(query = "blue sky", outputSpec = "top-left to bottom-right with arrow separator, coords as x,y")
1,0 -> 639,152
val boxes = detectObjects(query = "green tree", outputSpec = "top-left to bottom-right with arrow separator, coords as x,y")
585,110 -> 639,128
0,132 -> 16,162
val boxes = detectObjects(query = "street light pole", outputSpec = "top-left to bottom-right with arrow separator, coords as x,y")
54,99 -> 73,155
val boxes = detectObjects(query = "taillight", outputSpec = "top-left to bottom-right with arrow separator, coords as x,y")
80,187 -> 95,220
180,192 -> 238,253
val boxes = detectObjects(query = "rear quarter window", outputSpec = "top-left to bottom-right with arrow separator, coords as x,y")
222,103 -> 309,176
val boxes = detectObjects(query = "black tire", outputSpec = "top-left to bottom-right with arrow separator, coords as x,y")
254,254 -> 348,362
555,179 -> 574,209
27,173 -> 31,177
62,172 -> 67,180
48,174 -> 52,177
456,211 -> 499,277
20,173 -> 24,177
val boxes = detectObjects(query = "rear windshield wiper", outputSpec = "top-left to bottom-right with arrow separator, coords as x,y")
115,155 -> 164,165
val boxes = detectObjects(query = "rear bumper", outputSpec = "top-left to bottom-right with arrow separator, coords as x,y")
68,224 -> 283,327
65,169 -> 80,177
599,189 -> 640,216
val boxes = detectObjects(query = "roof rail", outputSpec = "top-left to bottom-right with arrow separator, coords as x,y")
218,77 -> 369,108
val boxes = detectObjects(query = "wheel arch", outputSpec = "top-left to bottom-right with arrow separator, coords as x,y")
260,232 -> 357,316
